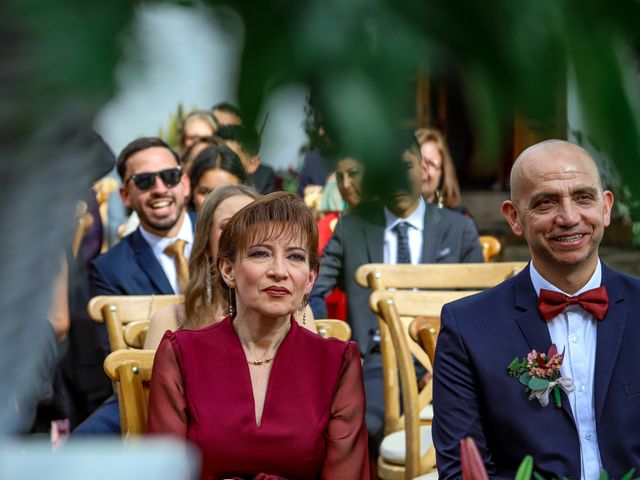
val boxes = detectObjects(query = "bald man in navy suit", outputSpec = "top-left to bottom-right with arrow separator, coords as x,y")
433,140 -> 640,479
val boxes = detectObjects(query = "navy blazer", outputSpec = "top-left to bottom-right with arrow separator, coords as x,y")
89,212 -> 196,298
310,201 -> 483,356
433,263 -> 640,479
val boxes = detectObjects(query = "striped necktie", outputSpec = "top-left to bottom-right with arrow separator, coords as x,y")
393,222 -> 412,264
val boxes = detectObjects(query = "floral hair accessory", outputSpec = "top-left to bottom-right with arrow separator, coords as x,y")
507,344 -> 574,408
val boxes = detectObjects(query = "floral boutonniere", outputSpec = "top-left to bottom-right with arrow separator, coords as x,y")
507,344 -> 575,408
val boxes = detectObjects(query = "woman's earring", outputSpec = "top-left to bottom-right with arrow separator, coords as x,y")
228,288 -> 234,317
301,294 -> 309,325
205,257 -> 213,305
435,189 -> 444,208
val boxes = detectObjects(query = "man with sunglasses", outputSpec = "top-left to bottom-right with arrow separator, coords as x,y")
89,137 -> 193,298
74,137 -> 194,434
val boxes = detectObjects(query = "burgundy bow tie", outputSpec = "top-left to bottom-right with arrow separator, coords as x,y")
538,286 -> 609,321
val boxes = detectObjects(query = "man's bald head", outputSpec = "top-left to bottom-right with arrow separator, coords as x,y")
509,140 -> 603,203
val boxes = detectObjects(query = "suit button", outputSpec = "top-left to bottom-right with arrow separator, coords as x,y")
571,335 -> 580,343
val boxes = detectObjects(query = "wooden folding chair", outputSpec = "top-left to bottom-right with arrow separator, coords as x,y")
408,316 -> 440,368
88,295 -> 183,351
123,320 -> 150,349
72,201 -> 94,258
103,349 -> 155,436
375,295 -> 438,480
315,319 -> 352,341
355,262 -> 527,464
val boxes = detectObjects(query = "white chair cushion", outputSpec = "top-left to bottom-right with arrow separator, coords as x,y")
379,425 -> 433,465
413,471 -> 439,480
419,404 -> 434,421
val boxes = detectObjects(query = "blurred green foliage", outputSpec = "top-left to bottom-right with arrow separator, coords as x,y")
9,0 -> 640,217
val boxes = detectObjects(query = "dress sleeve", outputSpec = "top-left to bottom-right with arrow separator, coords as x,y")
321,341 -> 370,479
147,332 -> 188,436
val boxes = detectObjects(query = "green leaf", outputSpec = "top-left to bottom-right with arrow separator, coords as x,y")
528,377 -> 550,390
598,470 -> 609,480
519,373 -> 531,386
508,357 -> 521,371
515,454 -> 533,480
532,472 -> 546,480
620,467 -> 636,480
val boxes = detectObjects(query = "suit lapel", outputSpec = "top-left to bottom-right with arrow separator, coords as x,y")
594,265 -> 627,420
130,229 -> 174,294
513,266 -> 575,421
422,203 -> 442,262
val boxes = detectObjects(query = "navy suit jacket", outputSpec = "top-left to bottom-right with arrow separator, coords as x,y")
433,263 -> 640,479
310,201 -> 483,356
89,212 -> 197,298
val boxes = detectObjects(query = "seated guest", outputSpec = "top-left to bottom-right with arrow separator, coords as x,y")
179,110 -> 216,154
188,145 -> 250,211
145,185 -> 317,350
415,127 -> 466,213
310,131 -> 483,456
216,124 -> 276,195
433,140 -> 640,479
148,192 -> 369,479
211,102 -> 243,129
180,135 -> 222,174
73,137 -> 194,435
317,156 -> 366,320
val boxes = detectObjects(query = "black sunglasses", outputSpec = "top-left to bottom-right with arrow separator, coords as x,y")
125,167 -> 183,191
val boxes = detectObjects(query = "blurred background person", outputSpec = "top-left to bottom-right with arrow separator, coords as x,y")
179,109 -> 217,155
180,135 -> 222,174
211,102 -> 243,129
188,145 -> 250,211
415,127 -> 470,216
148,192 -> 369,479
297,93 -> 333,197
216,124 -> 276,194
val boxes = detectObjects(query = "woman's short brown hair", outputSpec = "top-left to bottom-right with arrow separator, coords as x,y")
215,192 -> 319,312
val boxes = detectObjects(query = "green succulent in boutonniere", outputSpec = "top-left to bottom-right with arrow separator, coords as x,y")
508,344 -> 575,408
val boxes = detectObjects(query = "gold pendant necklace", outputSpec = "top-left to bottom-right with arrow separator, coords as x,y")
248,356 -> 274,366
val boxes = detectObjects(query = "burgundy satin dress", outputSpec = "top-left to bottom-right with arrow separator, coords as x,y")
147,316 -> 369,480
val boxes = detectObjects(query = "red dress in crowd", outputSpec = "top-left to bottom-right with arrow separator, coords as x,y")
317,213 -> 347,320
147,316 -> 369,480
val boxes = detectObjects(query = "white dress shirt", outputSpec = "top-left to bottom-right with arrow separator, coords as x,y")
139,214 -> 193,294
529,261 -> 603,480
383,197 -> 426,264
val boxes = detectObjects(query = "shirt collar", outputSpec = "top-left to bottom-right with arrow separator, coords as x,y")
139,212 -> 193,252
529,259 -> 602,297
384,196 -> 425,232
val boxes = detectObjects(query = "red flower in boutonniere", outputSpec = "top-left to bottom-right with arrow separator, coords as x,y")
507,344 -> 575,408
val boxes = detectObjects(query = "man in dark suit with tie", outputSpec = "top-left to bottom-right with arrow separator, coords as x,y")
74,136 -> 194,434
433,140 -> 640,479
310,134 -> 483,454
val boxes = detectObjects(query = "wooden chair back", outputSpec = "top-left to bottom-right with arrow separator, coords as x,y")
88,295 -> 183,351
355,262 -> 526,291
408,316 -> 441,367
123,320 -> 149,349
356,262 -> 527,436
93,177 -> 118,253
315,319 -> 352,341
478,235 -> 502,262
377,296 -> 437,479
103,349 -> 155,436
72,201 -> 94,258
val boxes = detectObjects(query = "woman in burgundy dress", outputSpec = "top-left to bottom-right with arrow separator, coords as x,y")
147,192 -> 369,479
